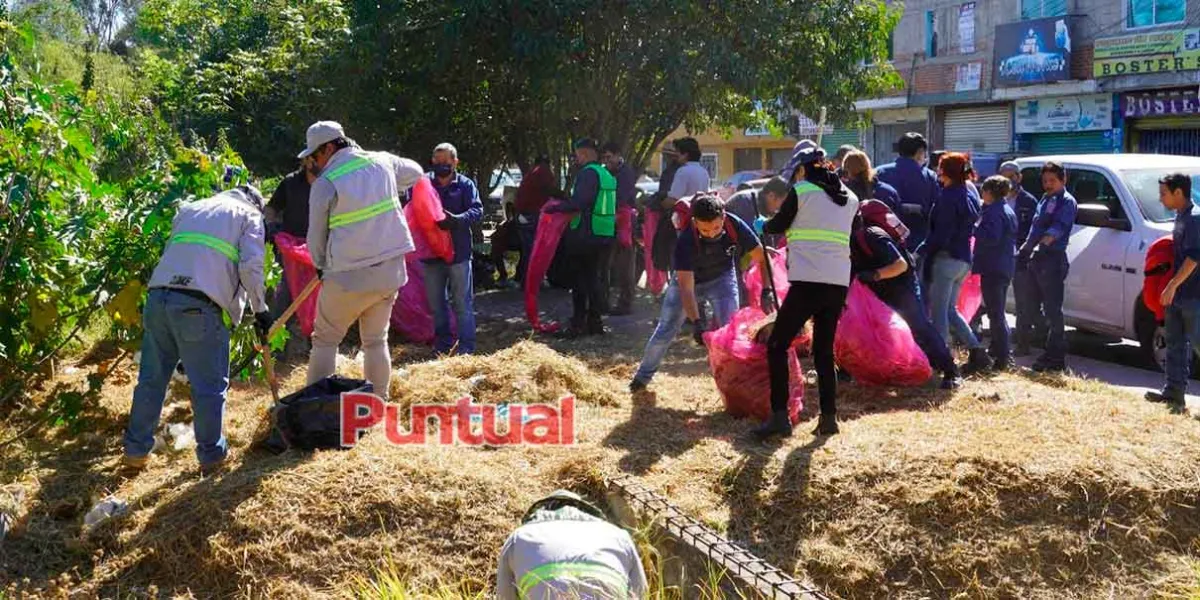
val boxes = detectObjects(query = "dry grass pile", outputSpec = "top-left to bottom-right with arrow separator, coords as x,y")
2,335 -> 1200,599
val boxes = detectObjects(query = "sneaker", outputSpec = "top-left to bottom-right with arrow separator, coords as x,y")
1031,360 -> 1066,374
629,379 -> 648,393
811,413 -> 839,436
752,411 -> 793,440
1145,389 -> 1186,407
940,372 -> 962,390
962,348 -> 993,376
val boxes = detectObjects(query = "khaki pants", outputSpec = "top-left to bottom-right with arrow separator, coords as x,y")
307,281 -> 397,397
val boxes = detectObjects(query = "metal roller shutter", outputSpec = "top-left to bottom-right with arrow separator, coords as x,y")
1138,129 -> 1200,156
1030,131 -> 1113,155
821,128 -> 861,156
943,106 -> 1012,154
872,122 -> 926,165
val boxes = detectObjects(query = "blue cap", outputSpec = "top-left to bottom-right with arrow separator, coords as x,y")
780,140 -> 826,177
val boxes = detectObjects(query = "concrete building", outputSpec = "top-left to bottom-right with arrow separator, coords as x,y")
860,0 -> 1200,172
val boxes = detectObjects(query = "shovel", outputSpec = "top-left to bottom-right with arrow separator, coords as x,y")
236,277 -> 321,403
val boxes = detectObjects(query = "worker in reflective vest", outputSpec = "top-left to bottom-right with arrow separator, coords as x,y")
755,141 -> 859,440
300,121 -> 424,396
123,185 -> 270,476
496,490 -> 648,599
546,138 -> 617,336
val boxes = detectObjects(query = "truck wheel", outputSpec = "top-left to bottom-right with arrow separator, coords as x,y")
1136,298 -> 1200,374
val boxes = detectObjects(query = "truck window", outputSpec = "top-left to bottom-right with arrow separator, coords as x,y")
1068,169 -> 1126,223
1020,167 -> 1043,198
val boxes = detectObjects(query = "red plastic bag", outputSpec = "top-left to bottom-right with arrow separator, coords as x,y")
616,205 -> 635,249
1143,235 -> 1174,321
390,254 -> 437,344
642,210 -> 667,295
273,232 -> 322,338
703,307 -> 803,424
744,249 -> 790,311
956,273 -> 983,323
524,201 -> 575,332
405,177 -> 454,263
835,282 -> 932,386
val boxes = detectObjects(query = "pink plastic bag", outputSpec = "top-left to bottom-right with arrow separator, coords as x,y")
524,201 -> 575,332
835,282 -> 932,387
703,307 -> 803,424
957,273 -> 983,323
273,233 -> 322,338
390,254 -> 436,344
744,249 -> 791,311
406,178 -> 454,263
642,210 -> 667,296
616,205 -> 635,249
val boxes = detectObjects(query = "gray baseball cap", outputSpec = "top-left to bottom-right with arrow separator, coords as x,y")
298,121 -> 346,159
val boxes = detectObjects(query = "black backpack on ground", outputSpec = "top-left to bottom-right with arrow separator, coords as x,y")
260,376 -> 375,453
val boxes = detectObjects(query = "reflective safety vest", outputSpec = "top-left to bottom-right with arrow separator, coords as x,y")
784,180 -> 858,286
570,163 -> 617,237
318,147 -> 415,274
517,560 -> 630,599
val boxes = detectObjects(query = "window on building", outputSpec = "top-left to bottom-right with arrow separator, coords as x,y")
1127,0 -> 1186,28
700,154 -> 719,182
768,148 -> 793,172
733,148 -> 763,172
926,11 -> 938,57
1021,0 -> 1068,19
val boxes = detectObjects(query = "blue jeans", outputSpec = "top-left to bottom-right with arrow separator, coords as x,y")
981,273 -> 1012,363
927,253 -> 983,350
633,271 -> 739,384
1164,298 -> 1200,392
878,281 -> 956,375
124,289 -> 230,465
424,260 -> 477,354
1030,251 -> 1069,364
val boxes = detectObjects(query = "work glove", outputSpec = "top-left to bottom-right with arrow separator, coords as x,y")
1018,243 -> 1034,262
254,311 -> 273,340
315,268 -> 324,280
688,319 -> 705,346
856,270 -> 880,284
436,216 -> 456,230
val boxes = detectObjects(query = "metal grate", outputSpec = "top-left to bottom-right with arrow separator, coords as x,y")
608,475 -> 835,600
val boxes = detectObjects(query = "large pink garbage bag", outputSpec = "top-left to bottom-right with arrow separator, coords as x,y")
524,201 -> 575,332
835,282 -> 932,387
405,178 -> 454,262
390,254 -> 436,344
703,307 -> 803,424
274,233 -> 322,338
642,210 -> 667,295
744,249 -> 790,311
616,205 -> 635,249
957,273 -> 983,323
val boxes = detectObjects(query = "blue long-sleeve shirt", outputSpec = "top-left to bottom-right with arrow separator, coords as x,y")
875,157 -> 940,250
1024,188 -> 1077,253
426,172 -> 483,264
1174,204 -> 1200,301
1008,185 -> 1039,246
612,160 -> 638,208
918,183 -> 978,264
973,201 -> 1018,277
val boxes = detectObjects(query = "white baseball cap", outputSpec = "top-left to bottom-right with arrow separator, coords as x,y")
298,121 -> 346,159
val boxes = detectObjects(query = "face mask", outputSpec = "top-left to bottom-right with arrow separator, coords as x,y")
433,163 -> 454,177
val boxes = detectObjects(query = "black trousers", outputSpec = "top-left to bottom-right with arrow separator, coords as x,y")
767,281 -> 847,416
606,243 -> 637,311
570,242 -> 613,326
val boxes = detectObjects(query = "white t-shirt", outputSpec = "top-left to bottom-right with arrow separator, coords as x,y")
668,162 -> 710,199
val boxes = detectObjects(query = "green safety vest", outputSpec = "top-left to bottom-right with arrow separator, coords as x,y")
570,163 -> 617,237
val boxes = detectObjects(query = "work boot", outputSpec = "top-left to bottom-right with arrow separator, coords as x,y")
940,370 -> 962,390
752,411 -> 793,440
991,354 -> 1014,372
1145,388 -> 1186,408
811,413 -> 839,436
199,457 -> 227,477
1031,358 -> 1066,374
962,348 -> 993,376
629,379 -> 648,393
119,454 -> 149,475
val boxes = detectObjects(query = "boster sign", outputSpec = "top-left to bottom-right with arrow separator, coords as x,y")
1094,29 -> 1200,77
994,17 -> 1072,87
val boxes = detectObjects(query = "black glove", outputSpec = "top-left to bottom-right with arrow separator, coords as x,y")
1018,244 -> 1034,262
856,270 -> 880,284
254,311 -> 273,339
316,268 -> 324,280
437,215 -> 457,230
689,319 -> 705,346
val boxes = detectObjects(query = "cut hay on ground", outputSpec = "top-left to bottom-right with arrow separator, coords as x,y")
3,325 -> 1200,599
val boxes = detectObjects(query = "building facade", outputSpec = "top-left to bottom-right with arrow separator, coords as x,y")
861,0 -> 1200,173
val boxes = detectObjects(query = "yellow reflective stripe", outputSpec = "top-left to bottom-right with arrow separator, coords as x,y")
323,156 -> 373,182
328,196 -> 400,229
786,228 -> 850,245
517,561 -> 629,598
170,232 -> 239,262
793,181 -> 822,195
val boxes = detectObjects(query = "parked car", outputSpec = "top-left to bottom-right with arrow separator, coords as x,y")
718,170 -> 773,199
1012,154 -> 1200,369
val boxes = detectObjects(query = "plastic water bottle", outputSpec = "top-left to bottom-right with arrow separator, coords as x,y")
84,496 -> 128,528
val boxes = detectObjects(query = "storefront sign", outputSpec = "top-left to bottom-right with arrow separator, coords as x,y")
994,17 -> 1072,87
1014,94 -> 1113,133
1120,89 -> 1200,118
955,62 -> 982,92
959,3 -> 976,55
1094,29 -> 1200,77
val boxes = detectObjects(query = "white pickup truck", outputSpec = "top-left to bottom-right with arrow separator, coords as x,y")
1012,154 -> 1200,369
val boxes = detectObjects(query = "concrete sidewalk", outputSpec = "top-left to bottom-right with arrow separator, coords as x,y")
1014,353 -> 1199,410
